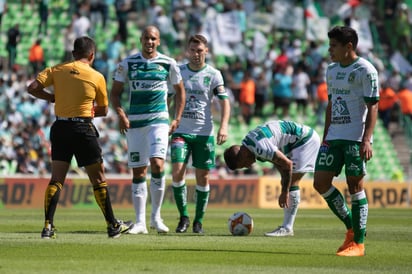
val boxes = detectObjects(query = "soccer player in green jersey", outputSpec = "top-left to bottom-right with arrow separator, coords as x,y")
224,120 -> 320,237
171,34 -> 230,233
111,26 -> 186,234
314,26 -> 379,256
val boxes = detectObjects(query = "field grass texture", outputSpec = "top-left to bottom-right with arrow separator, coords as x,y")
0,206 -> 411,274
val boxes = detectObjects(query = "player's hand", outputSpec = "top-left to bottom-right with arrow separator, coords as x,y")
361,140 -> 373,161
216,127 -> 228,145
169,119 -> 180,135
118,115 -> 130,135
216,132 -> 227,145
278,192 -> 289,208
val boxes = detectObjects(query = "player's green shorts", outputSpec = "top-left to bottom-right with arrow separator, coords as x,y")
315,140 -> 366,177
171,133 -> 215,170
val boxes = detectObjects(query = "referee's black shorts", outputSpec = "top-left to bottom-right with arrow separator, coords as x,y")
50,119 -> 102,167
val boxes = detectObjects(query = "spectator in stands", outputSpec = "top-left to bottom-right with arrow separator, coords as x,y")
387,69 -> 402,92
315,78 -> 328,126
146,0 -> 162,26
62,22 -> 76,62
115,0 -> 132,43
38,0 -> 49,35
0,0 -> 6,33
272,65 -> 293,118
228,59 -> 245,103
394,3 -> 411,55
396,84 -> 412,120
254,70 -> 269,117
378,82 -> 397,129
6,23 -> 21,71
187,0 -> 207,36
72,11 -> 90,38
286,39 -> 303,65
402,72 -> 412,91
154,7 -> 179,55
89,0 -> 108,36
93,51 -> 109,81
105,33 -> 124,81
28,39 -> 45,77
273,47 -> 289,74
239,70 -> 255,125
291,62 -> 311,116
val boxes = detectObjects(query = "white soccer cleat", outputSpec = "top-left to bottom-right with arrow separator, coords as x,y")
150,219 -> 169,233
127,223 -> 148,234
264,226 -> 294,237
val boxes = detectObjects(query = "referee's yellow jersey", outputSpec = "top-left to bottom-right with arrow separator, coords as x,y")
37,60 -> 108,118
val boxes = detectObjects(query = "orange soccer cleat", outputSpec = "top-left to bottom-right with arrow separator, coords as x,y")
336,241 -> 365,257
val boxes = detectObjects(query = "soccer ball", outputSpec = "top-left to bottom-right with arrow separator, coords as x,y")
228,212 -> 254,236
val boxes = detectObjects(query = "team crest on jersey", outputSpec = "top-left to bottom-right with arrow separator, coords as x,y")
348,72 -> 355,83
203,76 -> 211,86
130,152 -> 140,162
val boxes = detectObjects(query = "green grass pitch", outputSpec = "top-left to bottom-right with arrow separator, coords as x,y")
0,205 -> 411,273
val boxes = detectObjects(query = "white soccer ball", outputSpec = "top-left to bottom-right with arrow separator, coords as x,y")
228,212 -> 254,236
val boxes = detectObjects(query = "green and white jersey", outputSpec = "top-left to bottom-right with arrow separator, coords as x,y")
113,52 -> 182,128
326,57 -> 379,142
242,120 -> 315,162
175,64 -> 228,136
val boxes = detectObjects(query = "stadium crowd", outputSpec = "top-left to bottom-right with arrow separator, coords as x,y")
0,0 -> 412,176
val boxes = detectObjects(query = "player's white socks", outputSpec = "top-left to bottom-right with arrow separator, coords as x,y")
282,189 -> 300,231
132,181 -> 147,226
150,174 -> 166,222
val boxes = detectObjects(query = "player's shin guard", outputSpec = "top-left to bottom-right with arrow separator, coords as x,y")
150,172 -> 165,221
322,186 -> 353,229
93,181 -> 116,224
172,180 -> 189,217
132,177 -> 147,225
44,180 -> 63,228
282,186 -> 300,230
351,190 -> 368,243
194,185 -> 210,224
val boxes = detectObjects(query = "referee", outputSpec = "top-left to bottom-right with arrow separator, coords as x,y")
27,36 -> 132,239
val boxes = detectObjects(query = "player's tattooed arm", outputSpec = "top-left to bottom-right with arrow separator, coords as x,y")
272,151 -> 293,194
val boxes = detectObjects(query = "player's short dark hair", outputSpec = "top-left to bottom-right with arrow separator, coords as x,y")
72,36 -> 96,59
188,34 -> 208,46
328,26 -> 358,50
223,145 -> 240,170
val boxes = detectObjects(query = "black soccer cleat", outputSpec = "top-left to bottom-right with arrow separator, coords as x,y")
175,216 -> 190,233
41,226 -> 56,239
107,220 -> 134,238
192,221 -> 203,234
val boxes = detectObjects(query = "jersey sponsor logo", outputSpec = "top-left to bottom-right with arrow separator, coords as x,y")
336,72 -> 346,80
347,163 -> 360,172
130,80 -> 164,90
331,87 -> 350,95
182,112 -> 204,119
